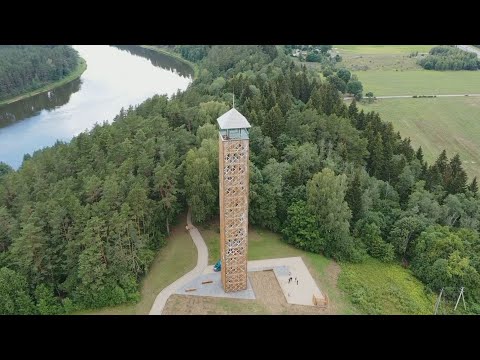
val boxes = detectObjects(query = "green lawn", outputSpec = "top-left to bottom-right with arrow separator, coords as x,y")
198,223 -> 220,265
357,97 -> 480,180
76,214 -> 197,315
338,258 -> 435,315
199,224 -> 325,261
356,70 -> 480,96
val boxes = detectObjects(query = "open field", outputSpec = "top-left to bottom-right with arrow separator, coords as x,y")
335,45 -> 434,54
77,214 -> 197,315
357,97 -> 480,180
332,45 -> 480,95
334,45 -> 434,71
356,70 -> 480,96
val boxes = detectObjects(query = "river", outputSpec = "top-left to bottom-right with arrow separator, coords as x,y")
0,45 -> 193,169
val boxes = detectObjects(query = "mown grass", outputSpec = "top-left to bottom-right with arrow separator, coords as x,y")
357,96 -> 480,180
355,70 -> 480,96
76,214 -> 197,315
0,57 -> 87,106
338,258 -> 435,314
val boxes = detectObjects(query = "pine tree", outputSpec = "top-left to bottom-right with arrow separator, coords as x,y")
398,138 -> 415,162
416,146 -> 424,164
381,123 -> 395,181
446,154 -> 467,194
262,104 -> 284,146
299,69 -> 310,103
306,87 -> 322,112
319,82 -> 341,116
420,161 -> 428,182
154,162 -> 179,235
435,149 -> 449,184
426,164 -> 443,191
468,177 -> 478,195
367,131 -> 384,178
356,109 -> 366,130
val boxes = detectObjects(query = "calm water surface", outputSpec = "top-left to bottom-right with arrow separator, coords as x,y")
0,45 -> 193,169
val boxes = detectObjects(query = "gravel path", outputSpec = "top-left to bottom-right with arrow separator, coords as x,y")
149,208 -> 209,315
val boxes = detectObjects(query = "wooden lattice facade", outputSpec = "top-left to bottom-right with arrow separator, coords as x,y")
219,135 -> 249,292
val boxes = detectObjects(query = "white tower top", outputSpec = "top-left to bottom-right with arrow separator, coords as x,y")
217,108 -> 251,130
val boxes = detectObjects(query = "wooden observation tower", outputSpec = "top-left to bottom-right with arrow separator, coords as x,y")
217,108 -> 251,292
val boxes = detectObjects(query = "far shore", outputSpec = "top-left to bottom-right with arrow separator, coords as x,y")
140,45 -> 198,79
0,57 -> 87,107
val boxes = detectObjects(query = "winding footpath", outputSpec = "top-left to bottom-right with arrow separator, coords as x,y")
149,208 -> 209,315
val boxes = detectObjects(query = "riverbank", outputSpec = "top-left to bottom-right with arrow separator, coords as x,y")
0,57 -> 87,107
141,45 -> 199,79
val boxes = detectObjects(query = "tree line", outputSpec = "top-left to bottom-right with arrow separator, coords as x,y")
0,45 -> 80,101
1,45 -> 479,314
418,46 -> 480,71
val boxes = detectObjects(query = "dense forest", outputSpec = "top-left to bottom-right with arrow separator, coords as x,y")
1,45 -> 479,314
0,45 -> 80,101
418,46 -> 480,71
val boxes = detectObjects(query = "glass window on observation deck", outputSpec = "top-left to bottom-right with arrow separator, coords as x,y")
220,128 -> 249,140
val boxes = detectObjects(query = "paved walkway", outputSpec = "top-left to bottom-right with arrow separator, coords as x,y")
199,256 -> 324,306
176,272 -> 255,300
247,257 -> 324,306
149,208 -> 208,315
